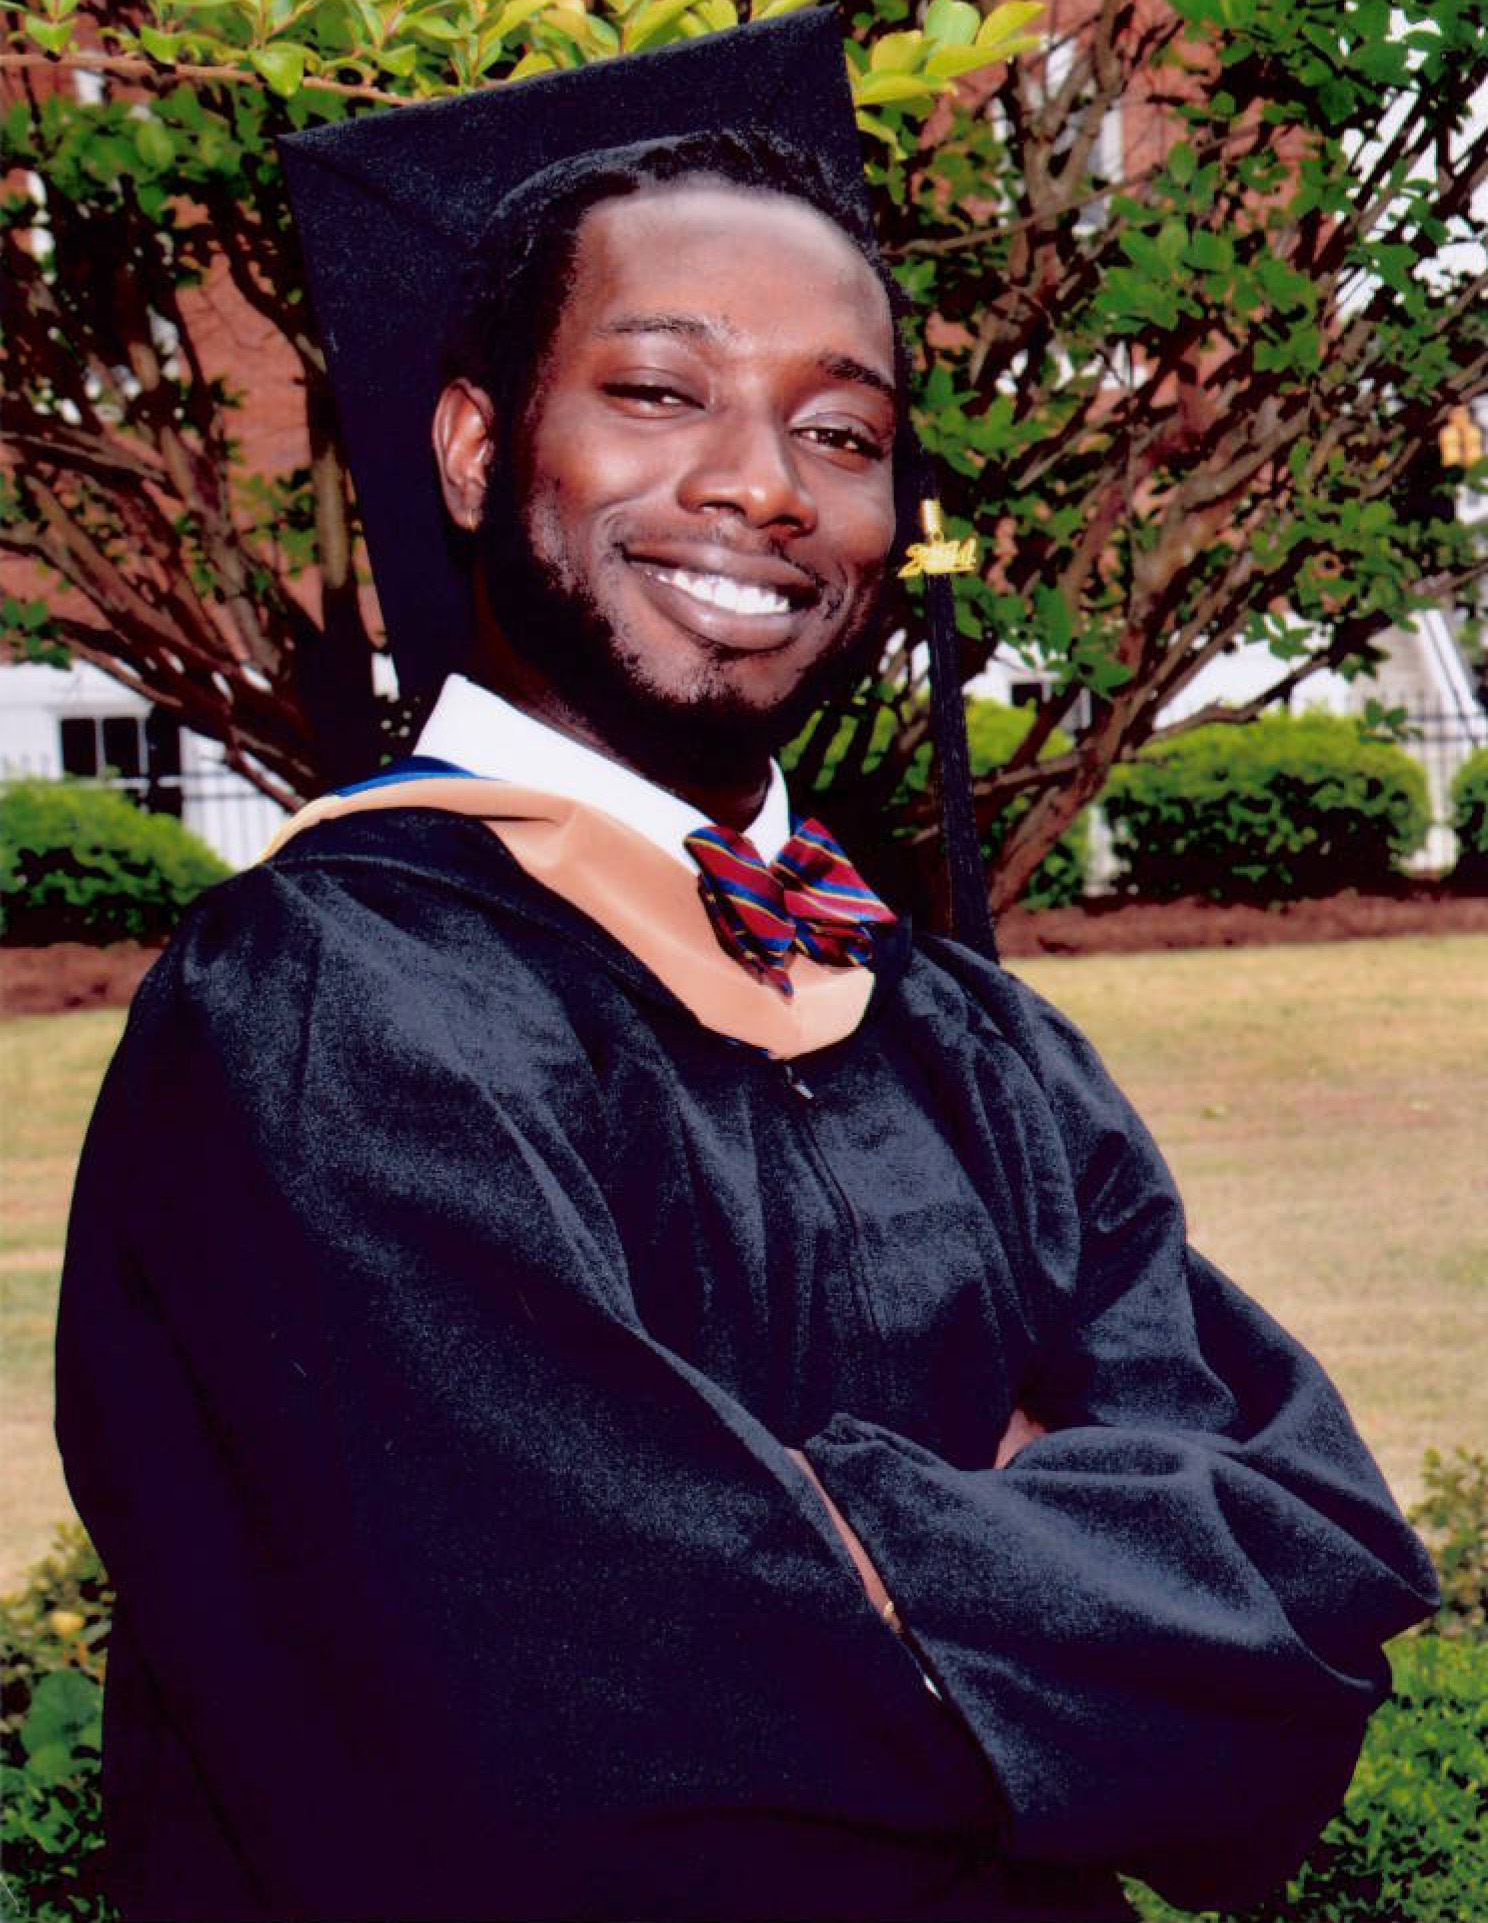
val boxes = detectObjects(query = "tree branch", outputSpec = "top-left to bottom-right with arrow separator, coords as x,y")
0,48 -> 404,105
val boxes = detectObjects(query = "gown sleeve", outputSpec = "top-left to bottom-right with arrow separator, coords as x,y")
800,955 -> 1440,1914
54,863 -> 997,1923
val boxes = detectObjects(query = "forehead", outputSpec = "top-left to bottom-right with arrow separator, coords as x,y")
550,181 -> 896,374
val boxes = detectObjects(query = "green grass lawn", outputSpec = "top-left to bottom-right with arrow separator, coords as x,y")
3,933 -> 1485,1589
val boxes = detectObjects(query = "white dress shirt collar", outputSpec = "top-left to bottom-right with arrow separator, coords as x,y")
414,673 -> 794,868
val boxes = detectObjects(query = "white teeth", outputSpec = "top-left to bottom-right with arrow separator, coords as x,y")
647,566 -> 792,617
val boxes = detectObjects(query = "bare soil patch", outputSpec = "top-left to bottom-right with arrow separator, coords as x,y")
998,883 -> 1488,958
0,941 -> 163,1017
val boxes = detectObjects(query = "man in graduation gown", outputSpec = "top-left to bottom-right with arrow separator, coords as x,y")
55,17 -> 1438,1923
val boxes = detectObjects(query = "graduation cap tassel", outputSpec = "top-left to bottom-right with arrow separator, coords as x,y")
927,572 -> 998,961
901,493 -> 998,962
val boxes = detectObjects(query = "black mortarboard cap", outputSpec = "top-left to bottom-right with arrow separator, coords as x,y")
281,11 -> 996,954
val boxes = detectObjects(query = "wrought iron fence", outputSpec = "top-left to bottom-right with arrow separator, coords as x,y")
1401,705 -> 1488,873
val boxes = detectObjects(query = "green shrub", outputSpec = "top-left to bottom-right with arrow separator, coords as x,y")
1451,747 -> 1488,884
1103,712 -> 1429,903
784,699 -> 1089,909
0,779 -> 229,945
1,1525 -> 115,1923
1411,1448 -> 1488,1645
1126,1637 -> 1488,1923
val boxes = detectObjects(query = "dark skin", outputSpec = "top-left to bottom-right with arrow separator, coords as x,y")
433,180 -> 899,832
433,178 -> 1044,1615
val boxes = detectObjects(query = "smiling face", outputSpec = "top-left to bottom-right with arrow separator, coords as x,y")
439,179 -> 899,799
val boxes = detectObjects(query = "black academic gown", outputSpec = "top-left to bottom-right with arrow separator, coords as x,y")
56,806 -> 1438,1923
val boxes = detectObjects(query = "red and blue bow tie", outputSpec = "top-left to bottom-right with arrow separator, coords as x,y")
683,817 -> 897,997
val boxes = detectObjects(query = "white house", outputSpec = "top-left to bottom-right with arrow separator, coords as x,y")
0,659 -> 287,870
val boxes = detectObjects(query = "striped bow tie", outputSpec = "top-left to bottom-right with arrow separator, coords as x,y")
683,817 -> 897,998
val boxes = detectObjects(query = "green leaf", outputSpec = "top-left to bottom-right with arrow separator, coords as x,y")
853,71 -> 937,106
249,42 -> 309,96
1076,646 -> 1133,699
853,106 -> 904,154
585,11 -> 623,49
536,7 -> 603,51
869,30 -> 924,73
405,9 -> 468,41
1255,252 -> 1314,314
622,0 -> 695,52
1167,139 -> 1196,185
1033,582 -> 1072,651
924,44 -> 1003,80
1187,229 -> 1233,273
749,0 -> 814,18
134,118 -> 176,170
507,47 -> 557,76
1366,242 -> 1418,296
493,0 -> 554,34
974,1 -> 1043,56
21,1670 -> 103,1761
22,13 -> 74,54
23,1741 -> 82,1787
923,0 -> 980,47
138,24 -> 180,61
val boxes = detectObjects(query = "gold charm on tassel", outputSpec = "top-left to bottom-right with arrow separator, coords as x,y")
898,499 -> 979,579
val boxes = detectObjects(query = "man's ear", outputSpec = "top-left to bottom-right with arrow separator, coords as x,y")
433,379 -> 497,531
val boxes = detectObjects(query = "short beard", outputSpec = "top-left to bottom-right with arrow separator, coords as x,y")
471,485 -> 888,795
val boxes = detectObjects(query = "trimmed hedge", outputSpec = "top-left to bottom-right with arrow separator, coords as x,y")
1103,712 -> 1429,903
0,780 -> 229,945
1451,747 -> 1488,885
784,699 -> 1089,909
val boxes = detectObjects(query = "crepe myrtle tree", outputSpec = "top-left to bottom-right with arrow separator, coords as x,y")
2,0 -> 1486,912
853,0 -> 1488,909
0,0 -> 1039,806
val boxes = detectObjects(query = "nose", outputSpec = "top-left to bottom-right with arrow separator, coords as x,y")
676,409 -> 817,533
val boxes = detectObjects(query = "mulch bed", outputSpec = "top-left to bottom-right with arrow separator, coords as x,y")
996,883 -> 1488,958
0,941 -> 165,1017
4,885 -> 1486,1015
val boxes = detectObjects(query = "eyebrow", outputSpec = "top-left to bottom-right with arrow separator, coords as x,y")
596,312 -> 897,405
819,352 -> 897,406
598,313 -> 720,344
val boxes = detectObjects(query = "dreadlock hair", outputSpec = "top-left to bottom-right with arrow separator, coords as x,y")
440,125 -> 922,557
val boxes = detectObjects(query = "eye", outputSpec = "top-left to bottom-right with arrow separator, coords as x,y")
795,420 -> 890,462
601,380 -> 698,414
